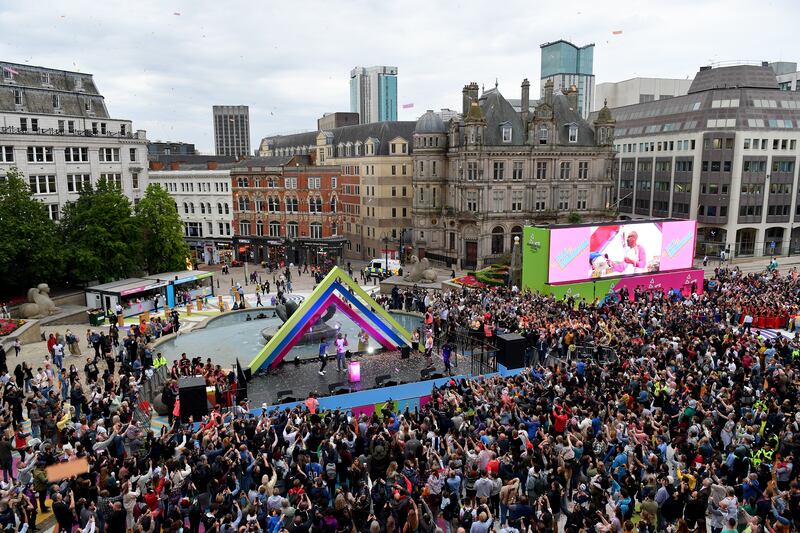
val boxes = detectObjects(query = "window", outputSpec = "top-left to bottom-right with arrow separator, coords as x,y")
578,161 -> 589,180
285,197 -> 298,213
559,161 -> 571,180
512,161 -> 523,181
491,227 -> 504,254
30,119 -> 38,132
255,220 -> 264,237
310,223 -> 322,239
308,177 -> 321,189
391,186 -> 397,197
466,191 -> 478,212
14,89 -> 22,106
67,120 -> 74,133
539,125 -> 548,144
19,118 -> 27,132
52,94 -> 61,109
511,190 -> 523,211
467,162 -> 478,181
285,177 -> 297,189
558,189 -> 570,210
577,189 -> 588,210
773,161 -> 795,173
238,221 -> 251,235
286,222 -> 298,238
568,126 -> 578,143
64,147 -> 88,162
536,161 -> 547,180
29,175 -> 56,194
0,146 -> 12,163
502,125 -> 512,143
3,68 -> 13,81
391,165 -> 396,176
47,204 -> 59,221
84,98 -> 93,112
129,148 -> 137,162
237,196 -> 250,211
330,197 -> 336,213
268,196 -> 279,212
66,174 -> 90,193
493,162 -> 505,181
492,190 -> 505,212
308,197 -> 322,213
535,189 -> 546,211
99,148 -> 120,162
27,147 -> 54,163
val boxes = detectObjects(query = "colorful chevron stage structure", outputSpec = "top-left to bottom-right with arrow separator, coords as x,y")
248,266 -> 412,373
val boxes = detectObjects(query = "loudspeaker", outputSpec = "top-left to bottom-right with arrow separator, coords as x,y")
420,368 -> 434,380
178,376 -> 209,422
400,346 -> 411,359
276,390 -> 295,404
328,382 -> 349,395
375,374 -> 391,387
496,333 -> 526,369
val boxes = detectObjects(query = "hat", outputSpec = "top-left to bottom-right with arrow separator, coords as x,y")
579,484 -> 587,491
688,399 -> 697,408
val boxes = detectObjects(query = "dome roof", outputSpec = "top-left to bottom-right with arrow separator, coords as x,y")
415,110 -> 446,133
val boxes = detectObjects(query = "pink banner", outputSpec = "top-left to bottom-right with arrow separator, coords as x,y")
613,268 -> 703,301
548,227 -> 590,283
660,220 -> 697,271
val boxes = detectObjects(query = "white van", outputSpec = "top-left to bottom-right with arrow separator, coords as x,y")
364,258 -> 401,278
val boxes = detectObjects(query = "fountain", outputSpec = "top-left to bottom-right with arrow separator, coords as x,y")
261,300 -> 338,344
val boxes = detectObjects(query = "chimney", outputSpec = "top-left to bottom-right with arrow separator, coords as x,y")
544,79 -> 554,106
520,78 -> 530,119
150,161 -> 164,171
170,162 -> 179,171
207,160 -> 218,170
462,83 -> 473,115
567,84 -> 578,111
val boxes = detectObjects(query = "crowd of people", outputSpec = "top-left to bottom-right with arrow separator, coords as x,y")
0,265 -> 800,533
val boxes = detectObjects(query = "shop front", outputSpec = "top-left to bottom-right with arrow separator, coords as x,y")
298,237 -> 347,268
151,270 -> 216,308
85,278 -> 169,318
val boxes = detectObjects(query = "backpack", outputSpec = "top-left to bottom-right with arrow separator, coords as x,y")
459,506 -> 475,531
325,462 -> 337,480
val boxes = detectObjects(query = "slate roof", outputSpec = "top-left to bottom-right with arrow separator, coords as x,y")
232,155 -> 298,171
478,89 -> 525,144
551,92 -> 596,146
260,121 -> 416,157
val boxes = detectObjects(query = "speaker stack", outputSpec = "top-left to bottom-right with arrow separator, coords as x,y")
178,376 -> 209,422
496,333 -> 527,369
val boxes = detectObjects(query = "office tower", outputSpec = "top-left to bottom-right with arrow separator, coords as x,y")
540,40 -> 595,118
350,66 -> 397,124
213,105 -> 250,158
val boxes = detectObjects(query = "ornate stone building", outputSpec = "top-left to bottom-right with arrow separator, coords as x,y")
412,79 -> 616,269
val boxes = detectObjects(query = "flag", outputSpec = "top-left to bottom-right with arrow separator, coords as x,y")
402,103 -> 414,109
612,30 -> 623,35
3,66 -> 18,75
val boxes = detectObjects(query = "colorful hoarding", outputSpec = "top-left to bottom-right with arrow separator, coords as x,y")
548,220 -> 696,284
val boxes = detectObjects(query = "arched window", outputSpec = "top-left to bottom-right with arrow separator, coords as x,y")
237,196 -> 249,212
310,222 -> 322,239
286,197 -> 298,213
189,202 -> 195,214
200,203 -> 206,214
206,202 -> 211,214
331,222 -> 337,236
224,204 -> 230,214
217,203 -> 223,214
268,196 -> 279,212
183,202 -> 188,214
256,220 -> 264,236
236,177 -> 247,188
309,197 -> 322,213
330,197 -> 337,213
269,221 -> 281,237
510,226 -> 523,246
491,226 -> 505,255
286,221 -> 298,238
238,220 -> 251,235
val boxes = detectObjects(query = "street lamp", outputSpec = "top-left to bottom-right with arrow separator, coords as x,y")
380,232 -> 390,272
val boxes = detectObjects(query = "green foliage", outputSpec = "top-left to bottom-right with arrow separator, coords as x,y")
59,177 -> 142,283
0,168 -> 62,294
135,184 -> 189,274
474,264 -> 508,286
567,211 -> 582,224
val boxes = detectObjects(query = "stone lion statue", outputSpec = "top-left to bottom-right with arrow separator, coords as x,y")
403,256 -> 438,283
18,283 -> 61,318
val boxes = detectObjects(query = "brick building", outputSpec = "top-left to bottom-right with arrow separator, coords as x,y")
231,155 -> 346,267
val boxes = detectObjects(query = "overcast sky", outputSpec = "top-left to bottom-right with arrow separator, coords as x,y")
2,0 -> 796,153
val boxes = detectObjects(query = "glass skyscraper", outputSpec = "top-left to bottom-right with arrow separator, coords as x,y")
540,40 -> 595,119
350,66 -> 397,124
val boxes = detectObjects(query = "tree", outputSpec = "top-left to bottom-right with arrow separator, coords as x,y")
0,167 -> 62,295
135,183 -> 189,274
60,177 -> 143,283
567,211 -> 582,224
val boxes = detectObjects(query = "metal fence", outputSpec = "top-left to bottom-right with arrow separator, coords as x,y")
443,327 -> 498,376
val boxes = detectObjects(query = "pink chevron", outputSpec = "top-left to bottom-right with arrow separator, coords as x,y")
269,293 -> 398,368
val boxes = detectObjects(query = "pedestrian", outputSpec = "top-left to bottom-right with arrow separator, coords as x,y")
13,339 -> 20,358
335,333 -> 348,372
424,332 -> 434,367
442,341 -> 452,375
256,292 -> 263,307
318,338 -> 329,375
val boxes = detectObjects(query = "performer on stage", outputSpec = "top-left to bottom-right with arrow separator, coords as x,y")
318,337 -> 328,375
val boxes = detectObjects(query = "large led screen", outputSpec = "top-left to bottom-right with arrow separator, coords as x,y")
547,220 -> 696,284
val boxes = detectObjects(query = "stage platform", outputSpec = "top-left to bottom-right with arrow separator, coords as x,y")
247,349 -> 467,406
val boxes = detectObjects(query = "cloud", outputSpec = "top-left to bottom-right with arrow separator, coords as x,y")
1,0 -> 796,153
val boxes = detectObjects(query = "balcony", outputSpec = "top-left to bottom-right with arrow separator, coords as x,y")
0,126 -> 141,139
